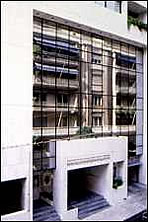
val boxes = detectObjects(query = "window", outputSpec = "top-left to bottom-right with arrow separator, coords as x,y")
33,92 -> 40,102
91,54 -> 102,65
99,117 -> 102,126
57,94 -> 68,104
33,92 -> 47,102
95,1 -> 105,7
1,179 -> 25,215
93,117 -> 99,126
93,95 -> 102,106
33,116 -> 47,127
62,117 -> 68,126
106,1 -> 121,13
93,116 -> 102,126
41,94 -> 47,102
116,53 -> 136,70
95,1 -> 121,13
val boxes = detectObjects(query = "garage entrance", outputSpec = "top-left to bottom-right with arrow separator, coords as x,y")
67,165 -> 110,219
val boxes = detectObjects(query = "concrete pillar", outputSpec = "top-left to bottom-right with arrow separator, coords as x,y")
139,47 -> 147,185
112,52 -> 117,130
53,145 -> 68,219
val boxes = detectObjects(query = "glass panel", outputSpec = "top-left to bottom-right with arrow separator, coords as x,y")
136,135 -> 143,146
137,73 -> 143,98
106,1 -> 120,13
136,111 -> 143,134
33,14 -> 144,176
95,1 -> 105,7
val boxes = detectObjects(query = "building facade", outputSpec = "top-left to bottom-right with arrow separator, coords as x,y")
1,1 -> 147,221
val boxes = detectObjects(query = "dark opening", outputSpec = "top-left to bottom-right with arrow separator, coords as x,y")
1,179 -> 25,216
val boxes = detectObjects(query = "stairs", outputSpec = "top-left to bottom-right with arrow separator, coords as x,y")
128,183 -> 146,194
33,200 -> 61,221
68,191 -> 110,219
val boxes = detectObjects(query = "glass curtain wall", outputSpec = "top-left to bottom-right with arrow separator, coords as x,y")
33,15 -> 143,175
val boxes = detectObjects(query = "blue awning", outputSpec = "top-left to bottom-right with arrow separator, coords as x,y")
116,53 -> 136,63
34,63 -> 79,75
34,37 -> 79,54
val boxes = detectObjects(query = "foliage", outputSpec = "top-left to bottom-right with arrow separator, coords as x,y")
33,44 -> 41,53
33,136 -> 42,149
128,16 -> 147,31
76,126 -> 95,138
113,176 -> 123,189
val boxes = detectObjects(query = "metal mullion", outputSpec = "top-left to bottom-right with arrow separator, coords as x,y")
91,33 -> 93,130
119,41 -> 121,136
68,26 -> 70,139
104,1 -> 107,8
101,37 -> 103,137
55,23 -> 58,169
127,44 -> 130,146
41,18 -> 43,171
79,30 -> 82,136
111,38 -> 113,136
120,1 -> 122,14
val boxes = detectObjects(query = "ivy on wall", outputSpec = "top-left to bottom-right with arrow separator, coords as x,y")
128,16 -> 147,31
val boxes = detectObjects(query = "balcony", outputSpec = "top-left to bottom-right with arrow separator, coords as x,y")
92,85 -> 103,92
34,55 -> 79,69
33,75 -> 79,90
33,124 -> 137,138
116,85 -> 136,94
91,64 -> 102,70
128,156 -> 142,167
116,105 -> 136,110
33,126 -> 79,137
127,23 -> 147,45
116,70 -> 136,77
115,125 -> 136,133
33,105 -> 78,113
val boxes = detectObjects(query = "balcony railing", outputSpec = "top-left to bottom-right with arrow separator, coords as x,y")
33,105 -> 78,113
116,105 -> 136,110
33,126 -> 79,136
33,75 -> 79,89
116,85 -> 136,94
128,156 -> 141,167
91,64 -> 102,70
33,125 -> 136,137
34,56 -> 79,68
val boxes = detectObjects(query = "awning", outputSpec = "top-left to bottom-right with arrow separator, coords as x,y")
34,37 -> 79,54
116,53 -> 136,63
128,160 -> 142,167
34,63 -> 79,75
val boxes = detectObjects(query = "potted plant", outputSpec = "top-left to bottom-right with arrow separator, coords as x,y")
113,176 -> 123,189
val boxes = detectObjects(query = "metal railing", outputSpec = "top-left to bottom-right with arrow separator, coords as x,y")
33,75 -> 79,89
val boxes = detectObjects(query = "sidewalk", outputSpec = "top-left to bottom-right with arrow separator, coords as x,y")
81,186 -> 147,221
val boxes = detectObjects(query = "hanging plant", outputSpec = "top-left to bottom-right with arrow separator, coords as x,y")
128,16 -> 147,31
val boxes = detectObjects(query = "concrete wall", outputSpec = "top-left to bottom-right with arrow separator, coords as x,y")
85,165 -> 112,202
1,2 -> 32,221
53,137 -> 128,220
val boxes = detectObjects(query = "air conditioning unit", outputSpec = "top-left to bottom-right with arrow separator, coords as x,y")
42,172 -> 53,187
40,172 -> 53,205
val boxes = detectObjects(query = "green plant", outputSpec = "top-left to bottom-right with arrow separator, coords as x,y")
33,44 -> 41,53
33,136 -> 42,149
113,177 -> 123,189
76,126 -> 94,138
128,16 -> 147,31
